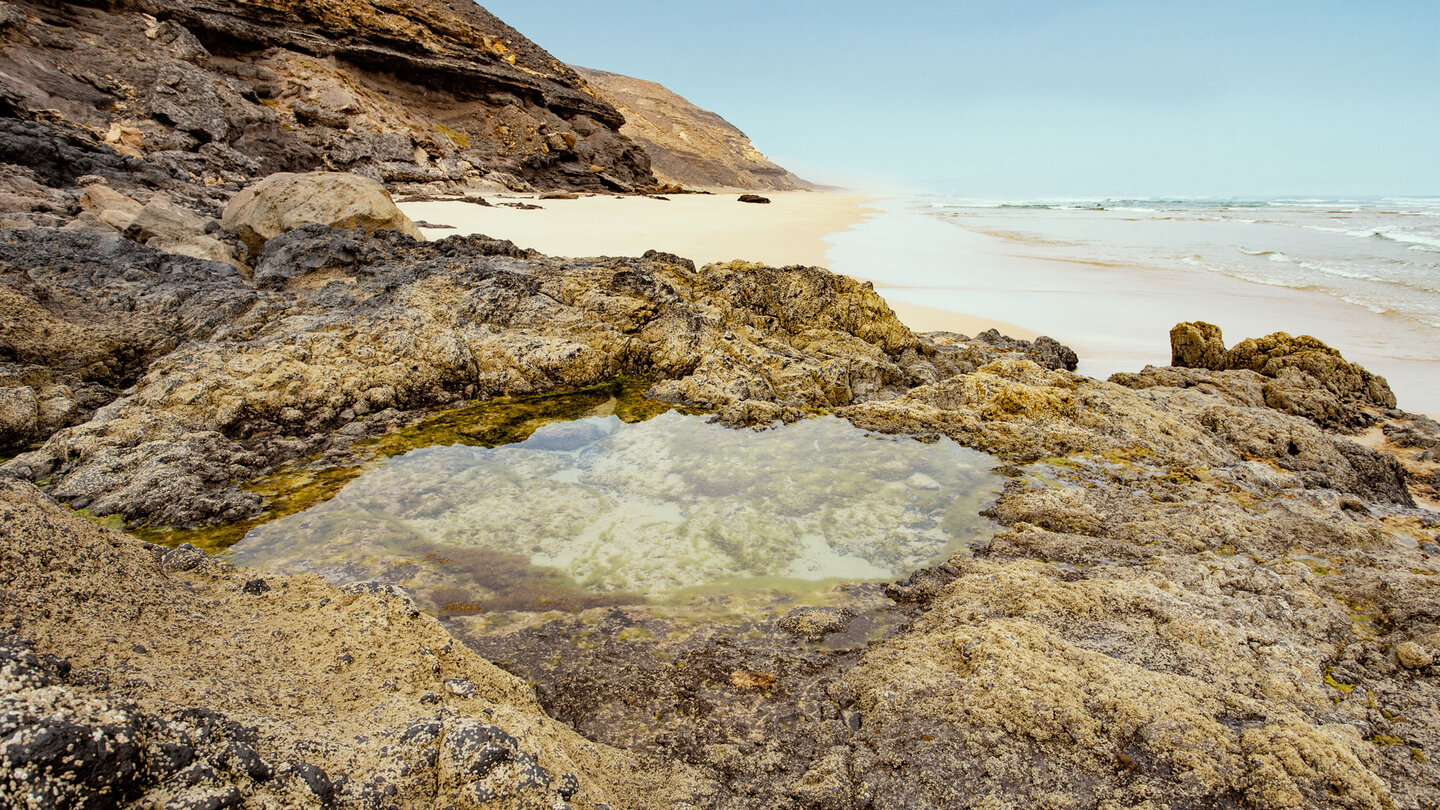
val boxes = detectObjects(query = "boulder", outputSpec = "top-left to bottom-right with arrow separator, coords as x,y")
738,194 -> 771,204
0,385 -> 38,452
146,234 -> 242,270
291,101 -> 348,129
1165,321 -> 1396,430
123,196 -> 206,243
1169,321 -> 1226,369
221,172 -> 423,255
79,184 -> 143,231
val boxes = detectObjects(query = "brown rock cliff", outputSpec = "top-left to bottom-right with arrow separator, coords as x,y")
575,66 -> 813,191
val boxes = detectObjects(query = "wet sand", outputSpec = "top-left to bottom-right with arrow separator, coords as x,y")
398,192 -> 1039,340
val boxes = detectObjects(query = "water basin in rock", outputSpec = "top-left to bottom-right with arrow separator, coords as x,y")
226,403 -> 1001,618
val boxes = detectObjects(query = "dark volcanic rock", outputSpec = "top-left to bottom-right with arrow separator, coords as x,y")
0,0 -> 657,193
0,118 -> 174,189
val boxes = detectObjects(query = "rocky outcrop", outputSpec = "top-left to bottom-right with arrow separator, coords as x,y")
1154,320 -> 1396,431
575,67 -> 813,191
0,0 -> 655,197
0,478 -> 691,808
0,227 -> 966,526
221,171 -> 422,255
2,211 -> 1438,807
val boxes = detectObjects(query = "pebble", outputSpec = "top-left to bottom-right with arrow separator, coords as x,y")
444,678 -> 476,698
1396,641 -> 1433,670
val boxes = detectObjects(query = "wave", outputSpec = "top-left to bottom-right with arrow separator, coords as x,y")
1239,248 -> 1298,263
1374,229 -> 1440,251
1290,223 -> 1440,252
1181,257 -> 1440,328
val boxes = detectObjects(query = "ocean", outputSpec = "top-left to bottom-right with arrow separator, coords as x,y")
826,196 -> 1440,415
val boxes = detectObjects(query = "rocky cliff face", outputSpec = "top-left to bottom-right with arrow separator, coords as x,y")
0,0 -> 655,195
575,67 -> 813,191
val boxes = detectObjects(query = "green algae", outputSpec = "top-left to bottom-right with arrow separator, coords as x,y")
72,508 -> 127,531
129,376 -> 1003,629
132,378 -> 689,551
1324,670 -> 1355,695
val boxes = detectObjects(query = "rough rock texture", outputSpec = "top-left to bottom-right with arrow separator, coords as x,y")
0,0 -> 655,194
0,478 -> 693,809
575,67 -> 813,191
1,228 -> 1009,527
1158,320 -> 1397,431
0,228 -> 257,455
3,201 -> 1440,807
221,171 -> 422,254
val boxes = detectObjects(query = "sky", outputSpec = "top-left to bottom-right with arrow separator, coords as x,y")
479,1 -> 1440,198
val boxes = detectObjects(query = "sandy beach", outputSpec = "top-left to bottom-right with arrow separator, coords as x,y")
399,192 -> 1039,340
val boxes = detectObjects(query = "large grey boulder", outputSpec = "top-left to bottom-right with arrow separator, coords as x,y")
221,171 -> 423,255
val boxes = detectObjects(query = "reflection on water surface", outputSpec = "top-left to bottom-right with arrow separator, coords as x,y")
228,398 -> 1000,616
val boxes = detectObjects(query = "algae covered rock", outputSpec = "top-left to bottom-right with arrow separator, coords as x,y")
1145,321 -> 1398,430
221,171 -> 423,254
0,478 -> 693,809
1,229 -> 950,528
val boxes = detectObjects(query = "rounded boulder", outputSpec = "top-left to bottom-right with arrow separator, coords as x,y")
221,171 -> 423,254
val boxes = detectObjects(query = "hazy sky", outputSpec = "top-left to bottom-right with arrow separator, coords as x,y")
480,1 -> 1439,197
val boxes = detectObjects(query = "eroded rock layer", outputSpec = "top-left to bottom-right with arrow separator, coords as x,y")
575,67 -> 813,191
0,0 -> 654,197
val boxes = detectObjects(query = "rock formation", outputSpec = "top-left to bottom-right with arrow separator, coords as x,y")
1116,320 -> 1398,431
0,0 -> 654,198
0,478 -> 690,808
222,171 -> 422,254
2,2 -> 1439,808
2,213 -> 1438,807
575,67 -> 814,191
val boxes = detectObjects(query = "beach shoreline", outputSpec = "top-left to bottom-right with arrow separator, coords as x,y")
824,196 -> 1440,416
399,192 -> 1042,341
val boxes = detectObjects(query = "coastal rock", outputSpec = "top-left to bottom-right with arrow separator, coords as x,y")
3,227 -> 1439,807
1395,641 -> 1433,669
221,172 -> 423,254
0,478 -> 694,809
0,0 -> 657,193
124,195 -> 208,243
1,229 -> 952,527
78,183 -> 144,231
1169,320 -> 1227,368
1157,320 -> 1395,430
576,66 -> 814,191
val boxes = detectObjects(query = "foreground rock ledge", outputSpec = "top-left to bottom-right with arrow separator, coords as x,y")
0,479 -> 690,808
1,225 -> 1439,808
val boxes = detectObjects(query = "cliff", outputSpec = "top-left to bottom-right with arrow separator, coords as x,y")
575,67 -> 814,191
0,0 -> 655,193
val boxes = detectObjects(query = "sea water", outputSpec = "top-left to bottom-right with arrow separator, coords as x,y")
827,196 -> 1440,414
228,409 -> 1000,615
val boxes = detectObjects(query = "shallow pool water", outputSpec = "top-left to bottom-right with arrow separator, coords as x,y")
228,405 -> 1000,614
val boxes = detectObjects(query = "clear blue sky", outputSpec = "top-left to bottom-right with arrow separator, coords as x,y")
480,1 -> 1439,197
